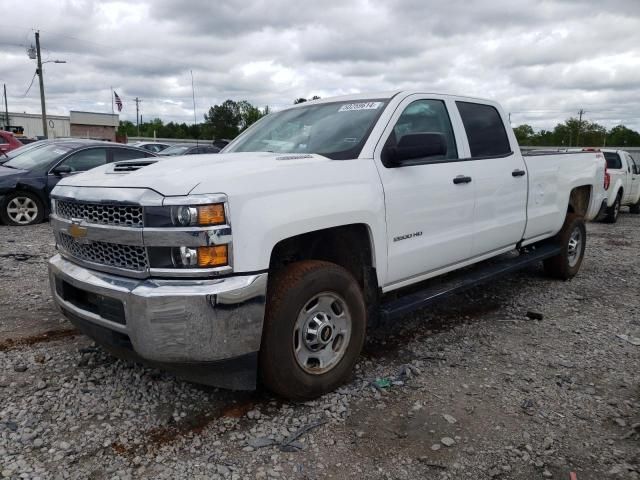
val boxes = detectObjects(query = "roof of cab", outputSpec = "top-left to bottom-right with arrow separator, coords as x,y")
284,90 -> 497,110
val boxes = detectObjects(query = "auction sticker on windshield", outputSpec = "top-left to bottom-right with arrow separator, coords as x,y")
338,102 -> 382,112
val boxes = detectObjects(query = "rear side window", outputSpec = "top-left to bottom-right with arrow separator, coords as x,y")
603,152 -> 622,169
201,146 -> 220,154
111,148 -> 147,162
456,102 -> 511,158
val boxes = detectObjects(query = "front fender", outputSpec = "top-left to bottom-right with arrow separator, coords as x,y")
222,159 -> 387,284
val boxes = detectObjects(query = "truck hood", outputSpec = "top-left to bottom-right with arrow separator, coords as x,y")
56,152 -> 334,197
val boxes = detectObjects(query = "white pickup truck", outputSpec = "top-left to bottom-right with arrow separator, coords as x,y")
47,91 -> 606,399
599,149 -> 640,222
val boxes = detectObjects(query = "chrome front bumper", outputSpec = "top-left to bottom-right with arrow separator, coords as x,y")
48,254 -> 267,364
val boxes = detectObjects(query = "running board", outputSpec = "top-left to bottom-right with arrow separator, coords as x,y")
379,243 -> 562,322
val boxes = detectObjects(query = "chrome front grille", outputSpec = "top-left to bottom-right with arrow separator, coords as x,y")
56,200 -> 144,228
57,233 -> 149,271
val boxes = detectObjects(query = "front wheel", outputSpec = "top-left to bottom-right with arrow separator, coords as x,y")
629,197 -> 640,214
260,260 -> 366,400
0,191 -> 45,226
543,213 -> 586,280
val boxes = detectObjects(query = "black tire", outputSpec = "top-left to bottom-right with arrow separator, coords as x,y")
0,191 -> 45,226
603,193 -> 621,223
260,260 -> 366,400
629,198 -> 640,214
543,213 -> 586,280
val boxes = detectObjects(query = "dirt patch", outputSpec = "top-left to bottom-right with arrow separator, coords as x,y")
0,328 -> 78,352
110,395 -> 263,457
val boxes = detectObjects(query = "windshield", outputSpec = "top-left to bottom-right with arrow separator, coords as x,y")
226,99 -> 388,160
160,145 -> 194,156
4,141 -> 49,160
3,144 -> 73,171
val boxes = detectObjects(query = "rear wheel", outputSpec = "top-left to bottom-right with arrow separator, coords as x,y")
603,193 -> 621,223
260,260 -> 366,400
0,191 -> 44,226
543,213 -> 586,280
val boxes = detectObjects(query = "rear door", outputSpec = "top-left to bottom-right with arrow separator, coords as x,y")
455,101 -> 528,257
374,94 -> 475,288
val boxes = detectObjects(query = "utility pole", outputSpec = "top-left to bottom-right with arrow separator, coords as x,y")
576,108 -> 585,147
35,31 -> 48,138
3,84 -> 8,129
134,97 -> 141,136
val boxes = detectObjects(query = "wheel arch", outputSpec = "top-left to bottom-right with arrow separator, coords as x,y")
268,223 -> 377,284
567,185 -> 592,217
610,181 -> 624,206
12,183 -> 49,210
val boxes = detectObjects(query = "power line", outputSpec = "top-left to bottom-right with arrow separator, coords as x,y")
21,71 -> 37,97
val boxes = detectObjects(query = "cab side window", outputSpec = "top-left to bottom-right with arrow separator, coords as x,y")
384,99 -> 458,165
59,148 -> 107,172
456,102 -> 511,158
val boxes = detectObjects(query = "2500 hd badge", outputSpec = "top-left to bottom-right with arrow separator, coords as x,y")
393,231 -> 423,242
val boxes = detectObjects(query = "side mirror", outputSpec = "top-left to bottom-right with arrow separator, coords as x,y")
52,165 -> 72,176
384,132 -> 447,166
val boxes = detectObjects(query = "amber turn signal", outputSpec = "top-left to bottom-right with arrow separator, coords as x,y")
197,245 -> 228,267
197,204 -> 226,225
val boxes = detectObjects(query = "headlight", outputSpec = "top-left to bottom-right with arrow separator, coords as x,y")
171,203 -> 226,227
172,245 -> 228,268
144,194 -> 232,274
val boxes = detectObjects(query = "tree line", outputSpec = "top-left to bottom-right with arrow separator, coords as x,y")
513,118 -> 640,147
117,96 -> 320,141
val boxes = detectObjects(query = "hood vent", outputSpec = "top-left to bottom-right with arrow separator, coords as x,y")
275,154 -> 314,161
111,160 -> 158,173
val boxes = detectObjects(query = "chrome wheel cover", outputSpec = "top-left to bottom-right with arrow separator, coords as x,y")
293,292 -> 352,375
567,226 -> 583,267
7,196 -> 39,225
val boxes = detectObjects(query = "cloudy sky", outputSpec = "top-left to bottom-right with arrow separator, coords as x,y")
1,0 -> 639,131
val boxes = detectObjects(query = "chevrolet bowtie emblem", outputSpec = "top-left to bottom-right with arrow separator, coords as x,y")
69,223 -> 88,239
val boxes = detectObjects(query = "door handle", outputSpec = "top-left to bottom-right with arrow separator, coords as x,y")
453,175 -> 472,184
512,169 -> 526,177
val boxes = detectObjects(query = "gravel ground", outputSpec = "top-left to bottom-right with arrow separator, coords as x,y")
0,222 -> 65,343
0,214 -> 639,479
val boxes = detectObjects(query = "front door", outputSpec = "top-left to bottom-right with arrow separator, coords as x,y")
46,147 -> 108,196
374,95 -> 475,288
626,153 -> 640,204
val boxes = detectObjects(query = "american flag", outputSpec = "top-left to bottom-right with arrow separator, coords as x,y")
114,91 -> 123,112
